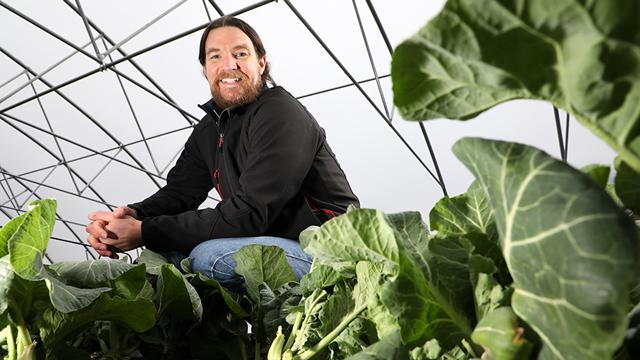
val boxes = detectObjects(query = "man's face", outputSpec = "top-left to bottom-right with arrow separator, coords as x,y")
203,26 -> 266,109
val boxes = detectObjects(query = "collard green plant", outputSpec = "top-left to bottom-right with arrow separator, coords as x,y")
615,157 -> 640,215
0,200 -> 251,360
265,137 -> 640,359
391,0 -> 640,173
471,307 -> 532,360
453,137 -> 640,359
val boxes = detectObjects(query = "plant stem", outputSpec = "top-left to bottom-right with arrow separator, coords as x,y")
283,312 -> 303,352
254,340 -> 261,360
15,324 -> 31,356
295,304 -> 367,360
239,335 -> 248,360
4,325 -> 16,360
109,321 -> 118,351
9,305 -> 32,358
297,291 -> 327,337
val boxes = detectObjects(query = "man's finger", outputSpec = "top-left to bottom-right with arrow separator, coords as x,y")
113,207 -> 132,218
87,235 -> 108,251
98,249 -> 114,257
86,220 -> 108,239
88,210 -> 116,222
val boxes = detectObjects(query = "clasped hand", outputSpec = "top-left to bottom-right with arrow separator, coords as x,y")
85,207 -> 143,259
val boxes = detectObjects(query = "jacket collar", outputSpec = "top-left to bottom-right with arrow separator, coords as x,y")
198,84 -> 271,120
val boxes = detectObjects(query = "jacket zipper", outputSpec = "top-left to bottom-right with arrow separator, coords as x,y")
218,109 -> 237,196
211,108 -> 225,200
207,106 -> 234,200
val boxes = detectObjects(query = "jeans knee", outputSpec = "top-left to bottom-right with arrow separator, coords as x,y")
191,250 -> 240,284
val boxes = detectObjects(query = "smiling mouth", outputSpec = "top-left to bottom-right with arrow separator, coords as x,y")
220,78 -> 241,84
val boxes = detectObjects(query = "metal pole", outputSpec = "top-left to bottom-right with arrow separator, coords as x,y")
0,47 -> 164,189
283,0 -> 443,186
553,105 -> 567,161
365,0 -> 448,196
0,37 -> 101,104
26,72 -> 82,194
351,0 -> 390,119
100,0 -> 188,58
74,0 -> 102,61
296,74 -> 390,100
100,37 -> 161,174
62,0 -> 195,126
0,112 -> 167,181
564,112 -> 570,161
0,69 -> 27,90
0,0 -> 277,114
0,115 -> 114,209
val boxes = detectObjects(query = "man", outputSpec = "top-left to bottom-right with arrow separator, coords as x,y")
86,16 -> 359,288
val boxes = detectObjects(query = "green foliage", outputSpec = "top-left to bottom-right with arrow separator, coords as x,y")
454,138 -> 640,359
0,200 -> 249,359
345,331 -> 409,360
471,307 -> 532,360
233,244 -> 298,303
391,0 -> 640,173
581,164 -> 611,188
615,157 -> 640,214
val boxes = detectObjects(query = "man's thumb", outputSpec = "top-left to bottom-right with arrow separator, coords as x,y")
114,207 -> 126,218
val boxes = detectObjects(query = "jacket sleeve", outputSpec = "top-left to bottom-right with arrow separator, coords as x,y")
128,128 -> 213,222
139,97 -> 319,254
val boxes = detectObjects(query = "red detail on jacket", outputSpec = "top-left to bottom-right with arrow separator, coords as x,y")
306,197 -> 337,219
213,168 -> 223,199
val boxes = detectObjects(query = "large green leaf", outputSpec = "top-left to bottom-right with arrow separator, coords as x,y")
471,307 -> 532,360
39,293 -> 156,348
0,212 -> 27,258
156,264 -> 203,321
233,244 -> 298,303
0,256 -> 13,319
469,255 -> 508,322
353,261 -> 399,339
453,137 -> 640,359
189,273 -> 248,318
392,0 -> 640,173
300,209 -> 400,267
345,331 -> 409,360
615,157 -> 640,214
49,259 -> 148,300
1,255 -> 110,316
581,164 -> 611,189
384,212 -> 474,347
49,259 -> 135,286
135,249 -> 169,276
430,181 -> 496,239
307,209 -> 474,348
428,183 -> 506,281
300,264 -> 342,296
6,199 -> 56,279
42,269 -> 111,313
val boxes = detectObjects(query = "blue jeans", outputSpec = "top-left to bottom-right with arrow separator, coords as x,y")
164,236 -> 313,291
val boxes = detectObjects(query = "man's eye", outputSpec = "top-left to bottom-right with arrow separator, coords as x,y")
234,52 -> 248,59
209,54 -> 221,60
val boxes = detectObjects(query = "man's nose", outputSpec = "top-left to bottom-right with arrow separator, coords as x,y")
222,55 -> 238,70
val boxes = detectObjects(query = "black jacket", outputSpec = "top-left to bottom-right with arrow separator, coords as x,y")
129,86 -> 359,253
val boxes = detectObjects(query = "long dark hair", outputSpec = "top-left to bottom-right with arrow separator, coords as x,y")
198,16 -> 274,85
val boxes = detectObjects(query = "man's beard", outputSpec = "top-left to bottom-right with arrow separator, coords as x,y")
211,71 -> 263,109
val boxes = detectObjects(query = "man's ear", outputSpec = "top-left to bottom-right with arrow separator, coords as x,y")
259,56 -> 266,75
202,67 -> 207,79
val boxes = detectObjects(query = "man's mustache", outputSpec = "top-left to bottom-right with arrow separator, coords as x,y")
216,71 -> 247,82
